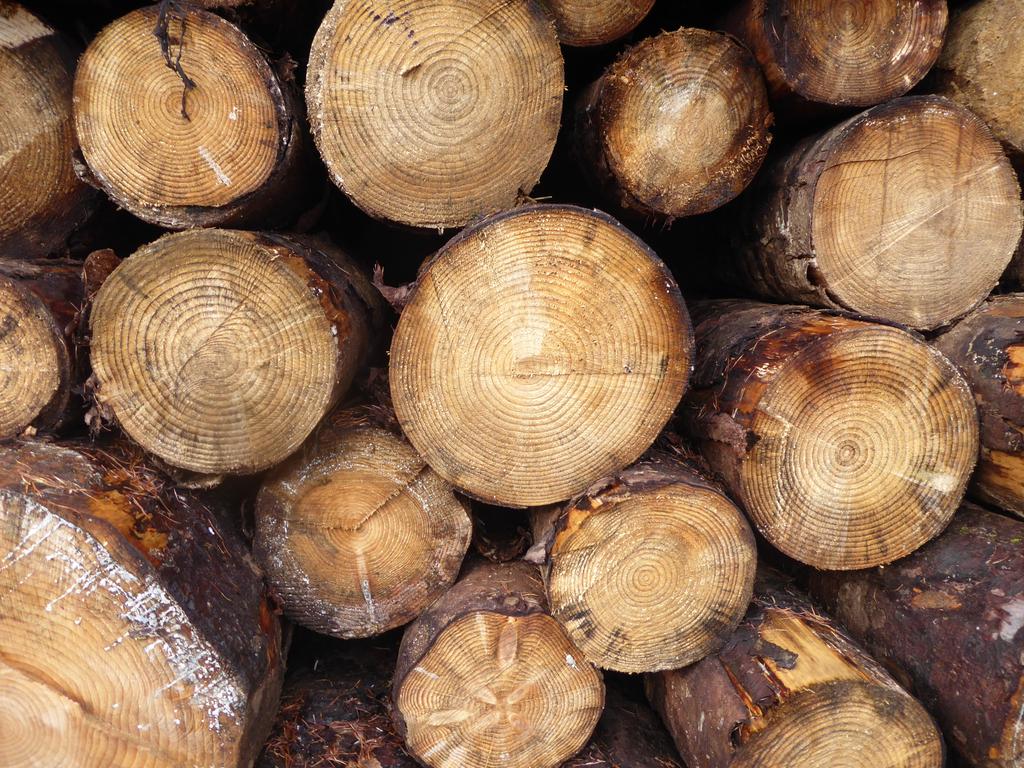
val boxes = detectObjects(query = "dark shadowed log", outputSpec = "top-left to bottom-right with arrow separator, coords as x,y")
0,2 -> 97,257
73,5 -> 307,229
541,0 -> 654,47
646,569 -> 944,768
254,404 -> 472,639
722,95 -> 1022,331
257,636 -> 418,768
392,560 -> 605,768
682,300 -> 978,569
0,259 -> 85,439
306,0 -> 563,230
810,504 -> 1024,768
0,439 -> 283,767
722,0 -> 947,117
89,229 -> 385,478
389,205 -> 692,507
531,450 -> 756,673
574,28 -> 772,221
934,295 -> 1024,518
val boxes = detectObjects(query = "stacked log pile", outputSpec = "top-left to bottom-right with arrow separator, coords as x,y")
2,1 -> 1024,767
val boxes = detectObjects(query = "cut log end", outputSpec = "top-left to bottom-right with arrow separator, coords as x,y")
89,230 -> 368,476
396,611 -> 603,768
390,205 -> 692,507
546,473 -> 756,673
743,324 -> 977,569
577,28 -> 771,219
73,6 -> 293,228
732,681 -> 942,768
0,276 -> 69,438
544,0 -> 654,47
733,0 -> 947,109
0,441 -> 282,768
255,414 -> 472,639
0,3 -> 95,256
809,97 -> 1022,329
933,0 -> 1024,159
306,0 -> 563,229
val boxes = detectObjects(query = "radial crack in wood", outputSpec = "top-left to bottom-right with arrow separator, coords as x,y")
723,95 -> 1022,331
89,230 -> 383,476
389,204 -> 692,507
682,300 -> 978,570
73,5 -> 304,229
254,404 -> 472,639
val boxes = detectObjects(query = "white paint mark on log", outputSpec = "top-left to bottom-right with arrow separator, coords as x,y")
228,107 -> 239,121
565,653 -> 577,669
1000,597 -> 1024,641
198,146 -> 232,186
412,666 -> 438,680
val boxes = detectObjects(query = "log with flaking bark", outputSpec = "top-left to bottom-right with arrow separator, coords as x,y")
306,0 -> 563,230
0,259 -> 85,440
392,560 -> 605,768
530,450 -> 756,673
0,3 -> 96,257
542,0 -> 653,47
0,439 -> 284,768
681,300 -> 978,570
646,570 -> 944,768
254,404 -> 472,639
389,205 -> 692,507
934,295 -> 1024,518
931,0 -> 1024,163
722,95 -> 1023,331
574,28 -> 772,221
73,5 -> 306,229
89,229 -> 385,478
810,503 -> 1024,768
722,0 -> 947,116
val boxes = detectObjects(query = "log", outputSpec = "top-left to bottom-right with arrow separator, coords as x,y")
89,229 -> 385,477
542,0 -> 654,47
934,295 -> 1024,518
392,560 -> 605,768
257,637 -> 418,768
0,259 -> 85,439
722,0 -> 947,116
259,637 -> 680,768
254,404 -> 472,639
390,205 -> 692,507
646,569 -> 944,768
0,3 -> 97,257
73,5 -> 306,229
306,0 -> 564,230
931,0 -> 1024,163
530,450 -> 757,673
809,503 -> 1024,768
573,28 -> 772,221
0,439 -> 284,767
682,300 -> 978,570
722,95 -> 1022,331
